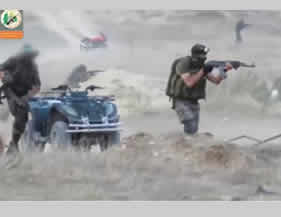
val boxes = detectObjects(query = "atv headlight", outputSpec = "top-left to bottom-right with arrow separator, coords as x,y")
61,105 -> 79,117
104,103 -> 116,116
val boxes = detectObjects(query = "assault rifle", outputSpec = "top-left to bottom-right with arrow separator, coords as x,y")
204,60 -> 256,74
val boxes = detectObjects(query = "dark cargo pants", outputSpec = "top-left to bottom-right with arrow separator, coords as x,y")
7,95 -> 28,147
174,99 -> 200,135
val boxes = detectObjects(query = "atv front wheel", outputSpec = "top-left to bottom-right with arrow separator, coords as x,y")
108,131 -> 121,145
94,132 -> 120,151
48,121 -> 72,152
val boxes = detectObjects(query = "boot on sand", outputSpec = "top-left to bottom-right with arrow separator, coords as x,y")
4,141 -> 22,169
6,140 -> 19,154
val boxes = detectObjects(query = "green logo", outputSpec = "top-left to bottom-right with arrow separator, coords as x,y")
1,10 -> 22,29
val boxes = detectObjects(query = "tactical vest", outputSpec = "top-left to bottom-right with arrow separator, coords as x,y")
166,56 -> 206,100
7,57 -> 37,97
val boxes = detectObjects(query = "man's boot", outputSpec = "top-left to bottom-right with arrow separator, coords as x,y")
6,141 -> 19,155
6,130 -> 21,155
4,141 -> 23,169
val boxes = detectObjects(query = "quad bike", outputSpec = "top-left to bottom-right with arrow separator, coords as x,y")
19,84 -> 121,152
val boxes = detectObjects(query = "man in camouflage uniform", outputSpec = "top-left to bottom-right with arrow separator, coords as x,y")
166,44 -> 233,136
0,44 -> 41,154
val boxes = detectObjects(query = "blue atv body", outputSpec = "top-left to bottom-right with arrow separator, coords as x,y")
20,85 -> 121,152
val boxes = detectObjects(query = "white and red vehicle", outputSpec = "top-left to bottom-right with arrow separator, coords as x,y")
80,32 -> 107,51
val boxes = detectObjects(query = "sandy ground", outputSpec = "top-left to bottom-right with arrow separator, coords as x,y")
0,110 -> 281,200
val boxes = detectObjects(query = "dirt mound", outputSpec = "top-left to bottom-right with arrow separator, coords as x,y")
121,132 -> 256,172
197,144 -> 254,171
122,132 -> 154,146
120,132 -> 157,155
171,136 -> 255,172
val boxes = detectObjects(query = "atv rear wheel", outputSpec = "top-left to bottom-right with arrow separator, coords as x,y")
95,134 -> 109,151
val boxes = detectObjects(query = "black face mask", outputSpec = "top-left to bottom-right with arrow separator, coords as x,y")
192,56 -> 206,67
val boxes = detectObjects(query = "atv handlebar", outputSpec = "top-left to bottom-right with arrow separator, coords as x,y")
50,84 -> 104,92
51,85 -> 71,91
85,85 -> 104,92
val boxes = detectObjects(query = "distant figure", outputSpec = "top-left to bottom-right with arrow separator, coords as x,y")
235,19 -> 251,43
67,64 -> 89,88
66,64 -> 104,88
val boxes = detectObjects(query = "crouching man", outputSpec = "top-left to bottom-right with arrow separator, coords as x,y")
166,44 -> 234,136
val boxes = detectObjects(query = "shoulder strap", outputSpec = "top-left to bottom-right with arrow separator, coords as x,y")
166,57 -> 183,96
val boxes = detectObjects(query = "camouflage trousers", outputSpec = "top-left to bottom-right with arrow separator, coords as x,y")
7,96 -> 28,146
174,98 -> 200,135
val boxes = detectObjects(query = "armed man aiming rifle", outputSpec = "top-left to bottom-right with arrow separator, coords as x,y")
0,44 -> 41,156
166,43 -> 255,137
